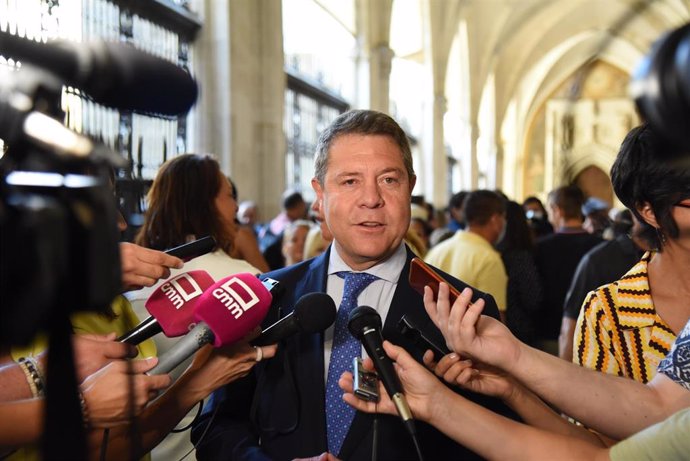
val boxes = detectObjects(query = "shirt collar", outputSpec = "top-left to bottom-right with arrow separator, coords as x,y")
328,242 -> 406,284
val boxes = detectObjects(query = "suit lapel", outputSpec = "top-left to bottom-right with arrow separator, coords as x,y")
295,252 -> 331,450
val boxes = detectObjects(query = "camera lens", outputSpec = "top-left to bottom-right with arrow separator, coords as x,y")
632,23 -> 690,151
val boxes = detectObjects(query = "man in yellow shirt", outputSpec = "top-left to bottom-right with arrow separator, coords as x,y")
425,190 -> 508,322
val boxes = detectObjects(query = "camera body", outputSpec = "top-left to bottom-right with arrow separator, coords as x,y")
632,22 -> 690,151
0,65 -> 122,346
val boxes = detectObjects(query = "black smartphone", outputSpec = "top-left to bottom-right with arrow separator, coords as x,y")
165,236 -> 216,261
353,357 -> 379,402
397,315 -> 451,362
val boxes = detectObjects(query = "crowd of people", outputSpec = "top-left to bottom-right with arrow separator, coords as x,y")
1,110 -> 688,460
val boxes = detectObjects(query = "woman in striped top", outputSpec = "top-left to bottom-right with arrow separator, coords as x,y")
574,124 -> 690,383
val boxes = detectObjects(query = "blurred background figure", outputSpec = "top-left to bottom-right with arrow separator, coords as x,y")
582,196 -> 612,239
281,219 -> 312,267
446,191 -> 468,232
230,181 -> 270,273
408,203 -> 432,257
303,224 -> 332,260
523,196 -> 554,239
533,185 -> 602,355
238,200 -> 261,235
496,200 -> 543,346
259,189 -> 308,270
303,195 -> 334,260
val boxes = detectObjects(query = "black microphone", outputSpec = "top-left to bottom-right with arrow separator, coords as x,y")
251,292 -> 336,346
348,306 -> 418,438
0,30 -> 198,116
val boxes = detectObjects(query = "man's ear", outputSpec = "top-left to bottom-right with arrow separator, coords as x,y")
312,177 -> 323,201
636,202 -> 660,229
408,174 -> 417,193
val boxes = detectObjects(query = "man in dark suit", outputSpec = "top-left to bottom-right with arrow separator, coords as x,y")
192,110 -> 513,461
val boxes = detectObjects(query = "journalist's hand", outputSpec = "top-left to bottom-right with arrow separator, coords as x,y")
120,242 -> 183,292
80,357 -> 171,428
72,333 -> 137,383
423,284 -> 521,372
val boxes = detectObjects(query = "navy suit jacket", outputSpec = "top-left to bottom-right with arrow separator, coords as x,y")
193,246 -> 515,461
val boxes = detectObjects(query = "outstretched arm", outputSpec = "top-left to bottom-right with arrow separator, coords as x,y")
93,342 -> 276,460
423,284 -> 690,439
340,342 -> 610,461
426,352 -> 606,445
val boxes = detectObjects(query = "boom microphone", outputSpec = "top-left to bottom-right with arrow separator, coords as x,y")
0,30 -> 198,116
348,306 -> 418,438
251,292 -> 336,346
118,270 -> 215,345
149,273 -> 272,375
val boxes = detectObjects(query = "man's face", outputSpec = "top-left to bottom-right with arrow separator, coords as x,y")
312,134 -> 415,271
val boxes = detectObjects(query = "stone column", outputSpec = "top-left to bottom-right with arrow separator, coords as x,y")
193,0 -> 286,219
369,43 -> 394,113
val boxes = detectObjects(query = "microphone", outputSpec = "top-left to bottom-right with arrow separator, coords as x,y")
118,270 -> 215,345
149,273 -> 272,375
348,306 -> 418,438
250,292 -> 336,346
0,30 -> 198,116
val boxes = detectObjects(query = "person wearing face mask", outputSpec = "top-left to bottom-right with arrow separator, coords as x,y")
425,190 -> 508,322
523,196 -> 554,239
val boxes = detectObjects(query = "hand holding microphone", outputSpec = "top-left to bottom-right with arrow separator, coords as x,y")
339,340 -> 448,429
149,273 -> 273,375
118,270 -> 216,345
347,306 -> 420,443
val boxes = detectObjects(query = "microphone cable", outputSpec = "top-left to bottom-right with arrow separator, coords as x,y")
371,413 -> 378,461
171,400 -> 204,433
180,398 -> 220,461
410,427 -> 424,461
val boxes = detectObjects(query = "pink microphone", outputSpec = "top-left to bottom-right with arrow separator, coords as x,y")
119,270 -> 215,345
149,273 -> 272,374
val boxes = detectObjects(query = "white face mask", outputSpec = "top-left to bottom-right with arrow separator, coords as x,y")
526,209 -> 544,220
495,216 -> 507,245
496,221 -> 508,244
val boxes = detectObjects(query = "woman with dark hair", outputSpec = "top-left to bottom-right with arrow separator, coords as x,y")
136,154 -> 237,257
129,153 -> 262,460
574,123 -> 690,385
496,200 -> 543,345
522,196 -> 554,238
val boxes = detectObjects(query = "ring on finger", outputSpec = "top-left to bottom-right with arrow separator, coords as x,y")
254,346 -> 263,362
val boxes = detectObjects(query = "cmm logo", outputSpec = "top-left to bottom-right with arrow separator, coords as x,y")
160,273 -> 205,309
213,277 -> 260,319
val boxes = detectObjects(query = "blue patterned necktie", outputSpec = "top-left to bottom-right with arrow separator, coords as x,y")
325,271 -> 379,456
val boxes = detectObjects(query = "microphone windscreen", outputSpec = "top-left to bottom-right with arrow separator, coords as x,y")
194,273 -> 272,347
348,305 -> 382,339
96,41 -> 198,116
294,292 -> 337,333
145,270 -> 215,337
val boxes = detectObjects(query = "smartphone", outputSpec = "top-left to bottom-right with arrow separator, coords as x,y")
165,235 -> 216,261
353,357 -> 379,403
408,257 -> 461,304
397,315 -> 451,362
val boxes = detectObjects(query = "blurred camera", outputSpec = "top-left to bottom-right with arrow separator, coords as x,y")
0,64 -> 123,346
631,22 -> 690,151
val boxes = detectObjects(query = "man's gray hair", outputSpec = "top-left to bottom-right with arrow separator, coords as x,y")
313,110 -> 415,184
